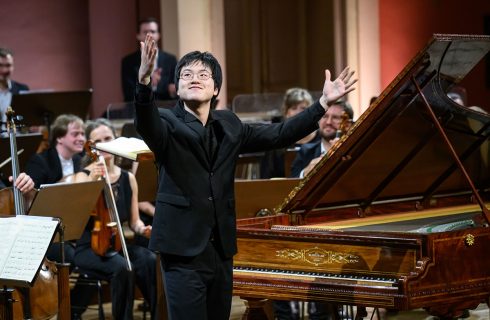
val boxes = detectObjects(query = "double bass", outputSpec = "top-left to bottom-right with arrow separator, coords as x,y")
1,107 -> 58,320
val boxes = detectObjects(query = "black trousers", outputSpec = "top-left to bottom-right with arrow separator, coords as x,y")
74,244 -> 157,320
161,240 -> 233,320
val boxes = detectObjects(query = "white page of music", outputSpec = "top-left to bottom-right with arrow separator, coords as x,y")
0,216 -> 58,283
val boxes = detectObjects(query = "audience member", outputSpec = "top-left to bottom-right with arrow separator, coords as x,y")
72,118 -> 157,320
260,87 -> 320,179
121,17 -> 177,102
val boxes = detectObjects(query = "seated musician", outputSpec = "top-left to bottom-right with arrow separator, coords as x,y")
290,99 -> 354,178
71,118 -> 157,320
282,100 -> 354,320
260,87 -> 320,179
25,114 -> 86,264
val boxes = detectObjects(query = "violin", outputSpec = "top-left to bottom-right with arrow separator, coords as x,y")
2,107 -> 59,320
335,111 -> 353,139
84,141 -> 132,271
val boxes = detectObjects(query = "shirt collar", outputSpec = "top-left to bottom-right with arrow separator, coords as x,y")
182,103 -> 214,126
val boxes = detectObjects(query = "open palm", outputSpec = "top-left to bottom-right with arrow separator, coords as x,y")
322,67 -> 357,106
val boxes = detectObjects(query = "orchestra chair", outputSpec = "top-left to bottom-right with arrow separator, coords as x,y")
70,267 -> 109,320
70,267 -> 149,320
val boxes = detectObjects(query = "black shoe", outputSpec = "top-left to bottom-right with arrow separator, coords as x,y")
71,313 -> 83,320
460,309 -> 470,318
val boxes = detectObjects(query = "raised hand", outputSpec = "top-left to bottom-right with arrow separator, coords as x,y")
320,67 -> 357,108
151,68 -> 162,88
138,34 -> 158,86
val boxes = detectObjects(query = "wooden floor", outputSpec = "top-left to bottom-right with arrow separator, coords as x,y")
67,298 -> 490,319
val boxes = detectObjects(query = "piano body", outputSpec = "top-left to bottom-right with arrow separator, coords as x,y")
233,34 -> 490,319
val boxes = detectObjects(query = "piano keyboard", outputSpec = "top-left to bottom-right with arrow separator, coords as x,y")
234,266 -> 398,287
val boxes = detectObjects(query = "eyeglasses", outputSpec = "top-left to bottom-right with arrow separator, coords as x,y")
322,114 -> 343,123
179,71 -> 213,81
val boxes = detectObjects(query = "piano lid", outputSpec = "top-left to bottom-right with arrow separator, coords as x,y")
278,34 -> 490,216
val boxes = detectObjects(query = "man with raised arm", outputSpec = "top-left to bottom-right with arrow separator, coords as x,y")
134,34 -> 356,320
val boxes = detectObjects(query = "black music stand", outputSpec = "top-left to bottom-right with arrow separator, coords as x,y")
105,102 -> 134,120
10,90 -> 92,137
0,133 -> 43,181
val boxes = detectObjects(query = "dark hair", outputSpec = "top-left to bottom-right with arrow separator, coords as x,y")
85,118 -> 117,139
0,48 -> 13,58
138,17 -> 159,33
81,118 -> 117,167
174,51 -> 223,103
50,114 -> 84,147
332,100 -> 354,119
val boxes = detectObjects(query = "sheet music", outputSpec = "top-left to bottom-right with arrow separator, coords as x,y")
0,216 -> 58,284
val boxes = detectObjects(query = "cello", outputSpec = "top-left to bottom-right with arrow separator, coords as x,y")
2,107 -> 59,320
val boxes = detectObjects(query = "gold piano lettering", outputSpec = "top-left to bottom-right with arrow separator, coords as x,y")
276,247 -> 360,266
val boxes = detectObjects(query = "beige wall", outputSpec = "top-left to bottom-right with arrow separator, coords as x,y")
170,0 -> 227,109
344,0 -> 381,117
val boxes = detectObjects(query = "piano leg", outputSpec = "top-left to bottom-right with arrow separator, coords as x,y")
424,300 -> 481,320
240,298 -> 274,320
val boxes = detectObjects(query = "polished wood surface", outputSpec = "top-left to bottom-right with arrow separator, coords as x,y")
233,35 -> 490,320
235,179 -> 299,219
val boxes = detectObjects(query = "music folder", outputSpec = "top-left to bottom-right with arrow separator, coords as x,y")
0,215 -> 59,288
28,180 -> 105,241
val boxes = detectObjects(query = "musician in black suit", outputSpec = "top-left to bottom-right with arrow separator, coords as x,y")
0,48 -> 29,128
121,17 -> 177,102
25,114 -> 85,188
25,114 -> 85,276
134,34 -> 356,319
290,100 -> 354,178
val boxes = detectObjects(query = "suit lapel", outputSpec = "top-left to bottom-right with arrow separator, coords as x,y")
211,111 -> 237,170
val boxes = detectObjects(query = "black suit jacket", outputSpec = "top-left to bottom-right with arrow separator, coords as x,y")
290,141 -> 322,178
10,80 -> 29,94
121,49 -> 177,102
25,147 -> 82,188
134,84 -> 325,258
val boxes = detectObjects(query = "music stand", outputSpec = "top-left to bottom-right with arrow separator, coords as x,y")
28,180 -> 104,241
134,160 -> 158,202
105,100 -> 176,121
10,90 -> 92,137
106,102 -> 134,120
0,133 -> 43,180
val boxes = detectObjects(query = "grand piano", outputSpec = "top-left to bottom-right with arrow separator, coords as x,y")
233,34 -> 490,319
